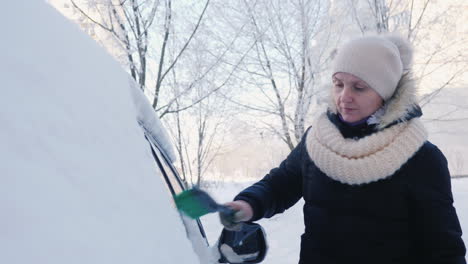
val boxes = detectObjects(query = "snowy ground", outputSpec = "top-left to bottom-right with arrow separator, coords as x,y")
202,178 -> 468,263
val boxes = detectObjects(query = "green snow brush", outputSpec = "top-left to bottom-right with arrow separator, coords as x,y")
174,187 -> 236,219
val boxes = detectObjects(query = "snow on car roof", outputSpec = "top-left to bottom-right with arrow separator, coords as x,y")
128,79 -> 177,162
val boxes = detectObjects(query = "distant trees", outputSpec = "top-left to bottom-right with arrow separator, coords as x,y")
211,0 -> 339,150
70,0 -> 213,112
345,0 -> 467,109
67,0 -> 242,186
70,0 -> 161,90
58,0 -> 467,183
166,90 -> 230,186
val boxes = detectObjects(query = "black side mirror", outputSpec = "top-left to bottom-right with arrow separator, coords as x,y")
217,222 -> 268,264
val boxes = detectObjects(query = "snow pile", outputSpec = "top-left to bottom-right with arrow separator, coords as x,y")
0,1 -> 203,263
453,178 -> 468,245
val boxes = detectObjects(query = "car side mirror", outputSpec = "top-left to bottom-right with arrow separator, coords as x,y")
217,222 -> 267,264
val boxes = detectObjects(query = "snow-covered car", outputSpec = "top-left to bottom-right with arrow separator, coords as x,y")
0,1 -> 265,264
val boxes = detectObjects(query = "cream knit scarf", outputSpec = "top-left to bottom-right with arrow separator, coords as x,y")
307,72 -> 428,185
305,113 -> 427,185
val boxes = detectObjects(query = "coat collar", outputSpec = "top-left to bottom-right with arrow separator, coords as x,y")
326,105 -> 422,140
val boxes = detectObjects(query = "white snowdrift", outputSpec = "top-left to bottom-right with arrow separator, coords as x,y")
0,1 -> 204,263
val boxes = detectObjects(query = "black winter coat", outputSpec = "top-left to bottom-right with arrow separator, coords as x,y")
235,114 -> 466,264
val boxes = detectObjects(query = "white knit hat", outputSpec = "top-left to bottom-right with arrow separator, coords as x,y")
332,34 -> 413,100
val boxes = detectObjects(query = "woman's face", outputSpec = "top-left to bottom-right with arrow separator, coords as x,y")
332,72 -> 383,123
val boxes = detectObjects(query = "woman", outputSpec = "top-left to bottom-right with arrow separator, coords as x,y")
221,34 -> 466,263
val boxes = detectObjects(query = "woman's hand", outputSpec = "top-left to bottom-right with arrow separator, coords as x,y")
219,200 -> 254,231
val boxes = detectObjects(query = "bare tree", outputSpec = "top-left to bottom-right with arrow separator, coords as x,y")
216,0 -> 338,150
346,0 -> 467,111
152,0 -> 211,109
66,0 -> 257,187
69,0 -> 220,113
71,0 -> 160,90
194,97 -> 227,186
165,86 -> 230,187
